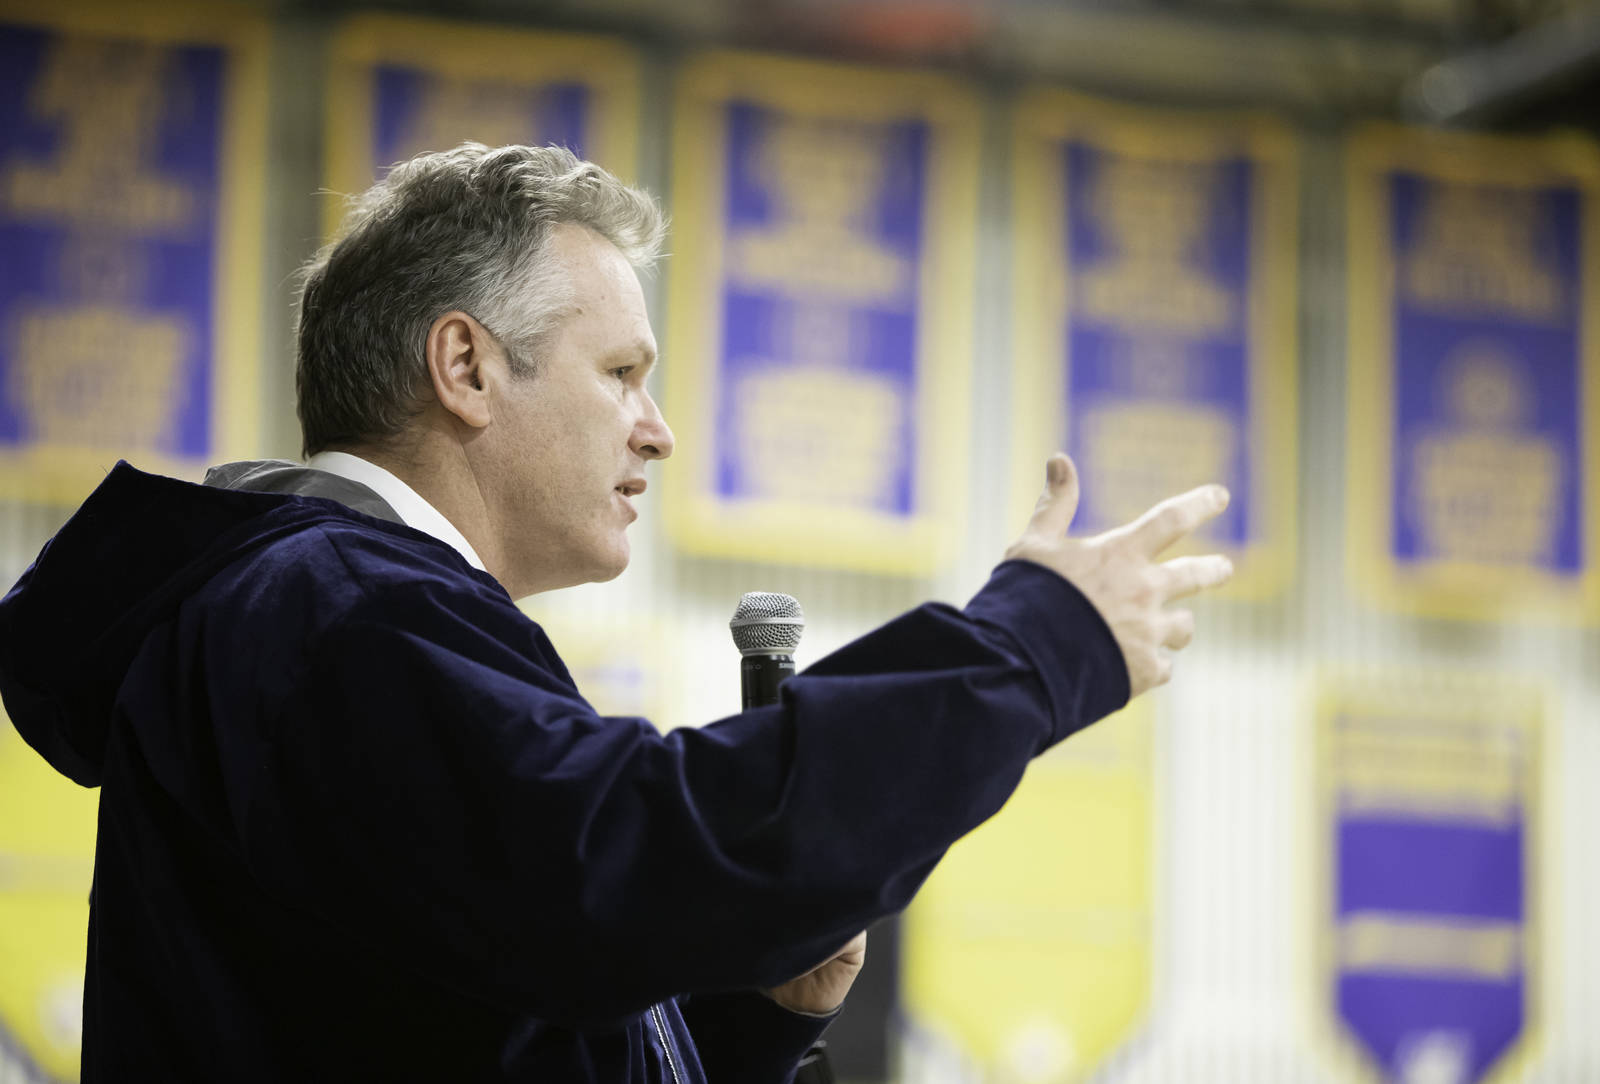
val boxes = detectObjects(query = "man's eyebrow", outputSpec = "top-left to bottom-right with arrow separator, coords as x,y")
607,339 -> 658,370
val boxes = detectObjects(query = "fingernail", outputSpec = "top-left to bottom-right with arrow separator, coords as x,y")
1213,485 -> 1231,509
1047,457 -> 1065,486
1219,556 -> 1234,577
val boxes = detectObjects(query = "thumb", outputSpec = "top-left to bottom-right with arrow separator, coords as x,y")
1025,453 -> 1080,538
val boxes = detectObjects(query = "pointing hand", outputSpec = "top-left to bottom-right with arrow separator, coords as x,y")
1004,454 -> 1233,697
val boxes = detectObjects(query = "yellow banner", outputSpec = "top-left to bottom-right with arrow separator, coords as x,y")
0,705 -> 98,1081
517,602 -> 680,726
902,703 -> 1153,1083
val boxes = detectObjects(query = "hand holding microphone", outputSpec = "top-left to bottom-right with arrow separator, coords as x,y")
728,593 -> 866,1030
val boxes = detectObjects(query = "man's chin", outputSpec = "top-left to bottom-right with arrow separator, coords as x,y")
513,539 -> 630,596
589,562 -> 627,584
589,539 -> 630,583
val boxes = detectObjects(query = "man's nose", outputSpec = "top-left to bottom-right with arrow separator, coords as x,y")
633,392 -> 675,461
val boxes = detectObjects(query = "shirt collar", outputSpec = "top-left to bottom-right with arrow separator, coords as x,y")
305,451 -> 487,572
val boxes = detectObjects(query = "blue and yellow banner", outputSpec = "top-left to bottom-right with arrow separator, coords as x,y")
0,2 -> 266,506
325,13 -> 640,222
663,52 -> 978,574
1012,92 -> 1298,598
1315,675 -> 1542,1084
1347,126 -> 1600,620
901,704 -> 1153,1083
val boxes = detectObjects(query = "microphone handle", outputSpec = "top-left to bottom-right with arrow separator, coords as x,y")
741,653 -> 796,710
737,648 -> 836,1084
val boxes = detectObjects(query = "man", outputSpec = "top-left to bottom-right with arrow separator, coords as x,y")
0,144 -> 1231,1081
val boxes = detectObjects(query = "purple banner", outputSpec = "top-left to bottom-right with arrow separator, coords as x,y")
1347,126 -> 1600,618
1061,141 -> 1256,546
0,22 -> 233,497
1323,686 -> 1538,1084
713,105 -> 926,516
1388,175 -> 1584,575
1012,95 -> 1297,597
370,69 -> 588,169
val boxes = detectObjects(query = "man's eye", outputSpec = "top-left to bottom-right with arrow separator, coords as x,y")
610,366 -> 635,380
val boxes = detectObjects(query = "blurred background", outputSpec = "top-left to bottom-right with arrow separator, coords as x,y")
2,0 -> 1599,1081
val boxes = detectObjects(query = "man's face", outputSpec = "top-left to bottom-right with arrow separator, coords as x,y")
485,223 -> 672,595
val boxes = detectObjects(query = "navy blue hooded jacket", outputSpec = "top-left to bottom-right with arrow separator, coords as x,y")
0,461 -> 1128,1081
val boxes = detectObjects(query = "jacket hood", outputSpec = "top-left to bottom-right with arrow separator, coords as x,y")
0,461 -> 376,787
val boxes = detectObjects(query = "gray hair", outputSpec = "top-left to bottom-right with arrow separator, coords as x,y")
295,143 -> 666,456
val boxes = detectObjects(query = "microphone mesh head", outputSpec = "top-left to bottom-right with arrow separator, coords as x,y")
730,592 -> 804,655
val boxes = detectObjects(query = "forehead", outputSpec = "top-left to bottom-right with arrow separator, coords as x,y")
545,223 -> 652,343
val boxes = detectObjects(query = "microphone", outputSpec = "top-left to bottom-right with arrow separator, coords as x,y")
729,591 -> 836,1084
729,592 -> 804,709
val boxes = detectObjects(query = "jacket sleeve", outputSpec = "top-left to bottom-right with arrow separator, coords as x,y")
236,557 -> 1128,1028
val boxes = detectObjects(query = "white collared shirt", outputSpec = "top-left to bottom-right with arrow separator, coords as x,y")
306,451 -> 487,572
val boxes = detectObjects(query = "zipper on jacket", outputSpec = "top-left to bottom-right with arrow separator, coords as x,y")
650,1003 -> 684,1084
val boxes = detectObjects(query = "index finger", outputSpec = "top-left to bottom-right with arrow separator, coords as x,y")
1128,484 -> 1229,557
1158,554 -> 1234,601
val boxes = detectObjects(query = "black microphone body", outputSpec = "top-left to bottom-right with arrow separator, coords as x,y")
729,590 -> 805,709
740,652 -> 796,709
728,592 -> 832,1084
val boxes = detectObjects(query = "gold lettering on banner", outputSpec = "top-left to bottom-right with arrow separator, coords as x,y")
728,118 -> 911,303
395,77 -> 550,160
734,360 -> 905,509
1339,912 -> 1521,981
8,304 -> 189,450
1082,400 -> 1234,533
1401,183 -> 1563,321
728,300 -> 906,508
1336,718 -> 1524,826
4,36 -> 195,234
1407,343 -> 1563,568
1078,339 -> 1233,534
1077,154 -> 1233,336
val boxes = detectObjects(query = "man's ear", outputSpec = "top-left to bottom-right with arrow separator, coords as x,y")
424,311 -> 496,429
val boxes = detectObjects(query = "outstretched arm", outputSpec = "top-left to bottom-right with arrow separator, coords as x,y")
721,454 -> 1233,1020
